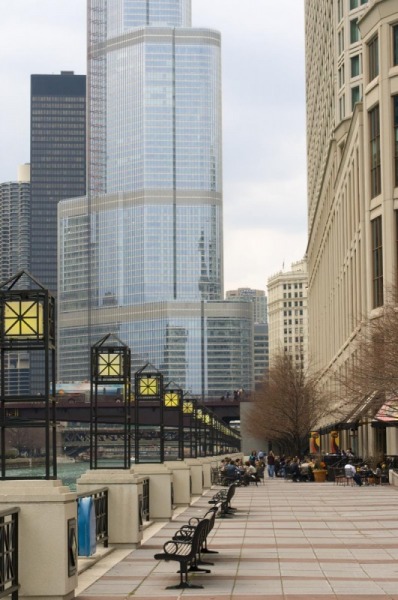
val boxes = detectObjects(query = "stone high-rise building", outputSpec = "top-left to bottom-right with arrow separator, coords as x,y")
305,0 -> 398,452
0,165 -> 31,393
267,259 -> 308,371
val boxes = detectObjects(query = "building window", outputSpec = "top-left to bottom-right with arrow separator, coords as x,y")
339,95 -> 346,120
368,36 -> 379,81
394,97 -> 398,187
369,105 -> 381,198
371,216 -> 383,308
350,0 -> 358,9
338,0 -> 344,21
351,54 -> 360,77
338,64 -> 345,88
394,25 -> 398,66
338,29 -> 345,55
350,19 -> 360,44
351,86 -> 361,110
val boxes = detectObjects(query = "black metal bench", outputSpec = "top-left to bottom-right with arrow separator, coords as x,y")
208,482 -> 237,517
173,505 -> 219,556
154,518 -> 210,589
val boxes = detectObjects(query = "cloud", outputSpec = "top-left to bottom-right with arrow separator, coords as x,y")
223,227 -> 307,292
0,0 -> 308,295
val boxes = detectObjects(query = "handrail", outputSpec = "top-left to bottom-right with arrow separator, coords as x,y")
77,487 -> 109,548
0,507 -> 20,600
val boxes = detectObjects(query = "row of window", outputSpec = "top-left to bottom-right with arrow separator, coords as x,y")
338,0 -> 368,23
283,301 -> 304,308
371,209 -> 398,309
283,292 -> 303,298
368,97 -> 398,198
282,283 -> 303,290
337,24 -> 398,82
283,319 -> 304,326
338,54 -> 361,88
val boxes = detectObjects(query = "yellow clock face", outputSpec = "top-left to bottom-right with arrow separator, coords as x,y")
98,353 -> 121,377
4,300 -> 43,338
138,376 -> 159,397
164,392 -> 180,407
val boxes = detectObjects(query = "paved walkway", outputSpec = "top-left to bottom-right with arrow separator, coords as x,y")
76,478 -> 398,599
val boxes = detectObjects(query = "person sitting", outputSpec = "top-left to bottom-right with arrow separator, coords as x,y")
289,458 -> 302,482
344,461 -> 362,486
242,460 -> 258,486
223,458 -> 241,483
373,463 -> 382,484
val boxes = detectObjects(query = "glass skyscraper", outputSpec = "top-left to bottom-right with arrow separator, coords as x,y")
58,0 -> 253,397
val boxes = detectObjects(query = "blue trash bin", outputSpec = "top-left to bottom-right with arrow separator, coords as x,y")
78,497 -> 97,556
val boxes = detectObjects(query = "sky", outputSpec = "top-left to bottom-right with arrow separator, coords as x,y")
0,0 -> 307,293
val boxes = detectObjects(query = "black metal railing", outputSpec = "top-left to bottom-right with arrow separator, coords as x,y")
142,478 -> 150,523
0,507 -> 19,600
77,488 -> 109,548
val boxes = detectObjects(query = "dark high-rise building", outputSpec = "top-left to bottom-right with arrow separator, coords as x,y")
30,71 -> 86,295
30,71 -> 86,393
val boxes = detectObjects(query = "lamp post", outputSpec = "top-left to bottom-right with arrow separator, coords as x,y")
195,406 -> 203,457
163,382 -> 183,460
90,334 -> 131,469
182,396 -> 196,458
134,364 -> 164,463
0,270 -> 56,479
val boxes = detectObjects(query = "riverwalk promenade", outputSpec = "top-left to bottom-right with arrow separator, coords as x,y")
76,477 -> 398,600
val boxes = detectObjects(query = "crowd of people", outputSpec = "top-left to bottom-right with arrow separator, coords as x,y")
219,456 -> 265,486
219,449 -> 389,485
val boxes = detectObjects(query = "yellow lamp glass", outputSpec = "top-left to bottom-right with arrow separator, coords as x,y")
204,414 -> 211,425
138,375 -> 160,397
4,300 -> 43,338
183,400 -> 193,414
98,352 -> 121,377
164,391 -> 180,408
196,408 -> 203,420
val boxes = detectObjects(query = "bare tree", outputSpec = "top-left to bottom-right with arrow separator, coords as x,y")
341,303 -> 398,421
246,351 -> 343,456
6,427 -> 44,457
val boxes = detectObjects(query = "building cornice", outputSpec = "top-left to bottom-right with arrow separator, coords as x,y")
359,0 -> 398,38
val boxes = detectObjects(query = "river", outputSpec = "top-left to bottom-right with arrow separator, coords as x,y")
6,461 -> 93,491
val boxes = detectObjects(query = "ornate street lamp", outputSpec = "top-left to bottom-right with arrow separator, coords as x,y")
0,271 -> 56,479
90,334 -> 131,469
163,382 -> 183,460
134,364 -> 163,463
183,396 -> 196,458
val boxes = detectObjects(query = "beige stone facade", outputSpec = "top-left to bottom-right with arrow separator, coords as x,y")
305,0 -> 398,428
267,259 -> 308,370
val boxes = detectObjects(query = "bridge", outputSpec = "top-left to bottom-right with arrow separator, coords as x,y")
5,394 -> 240,424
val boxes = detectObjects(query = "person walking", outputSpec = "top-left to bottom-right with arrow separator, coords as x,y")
267,450 -> 276,478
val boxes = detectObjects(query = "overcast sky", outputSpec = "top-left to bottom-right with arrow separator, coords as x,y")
0,0 -> 307,292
